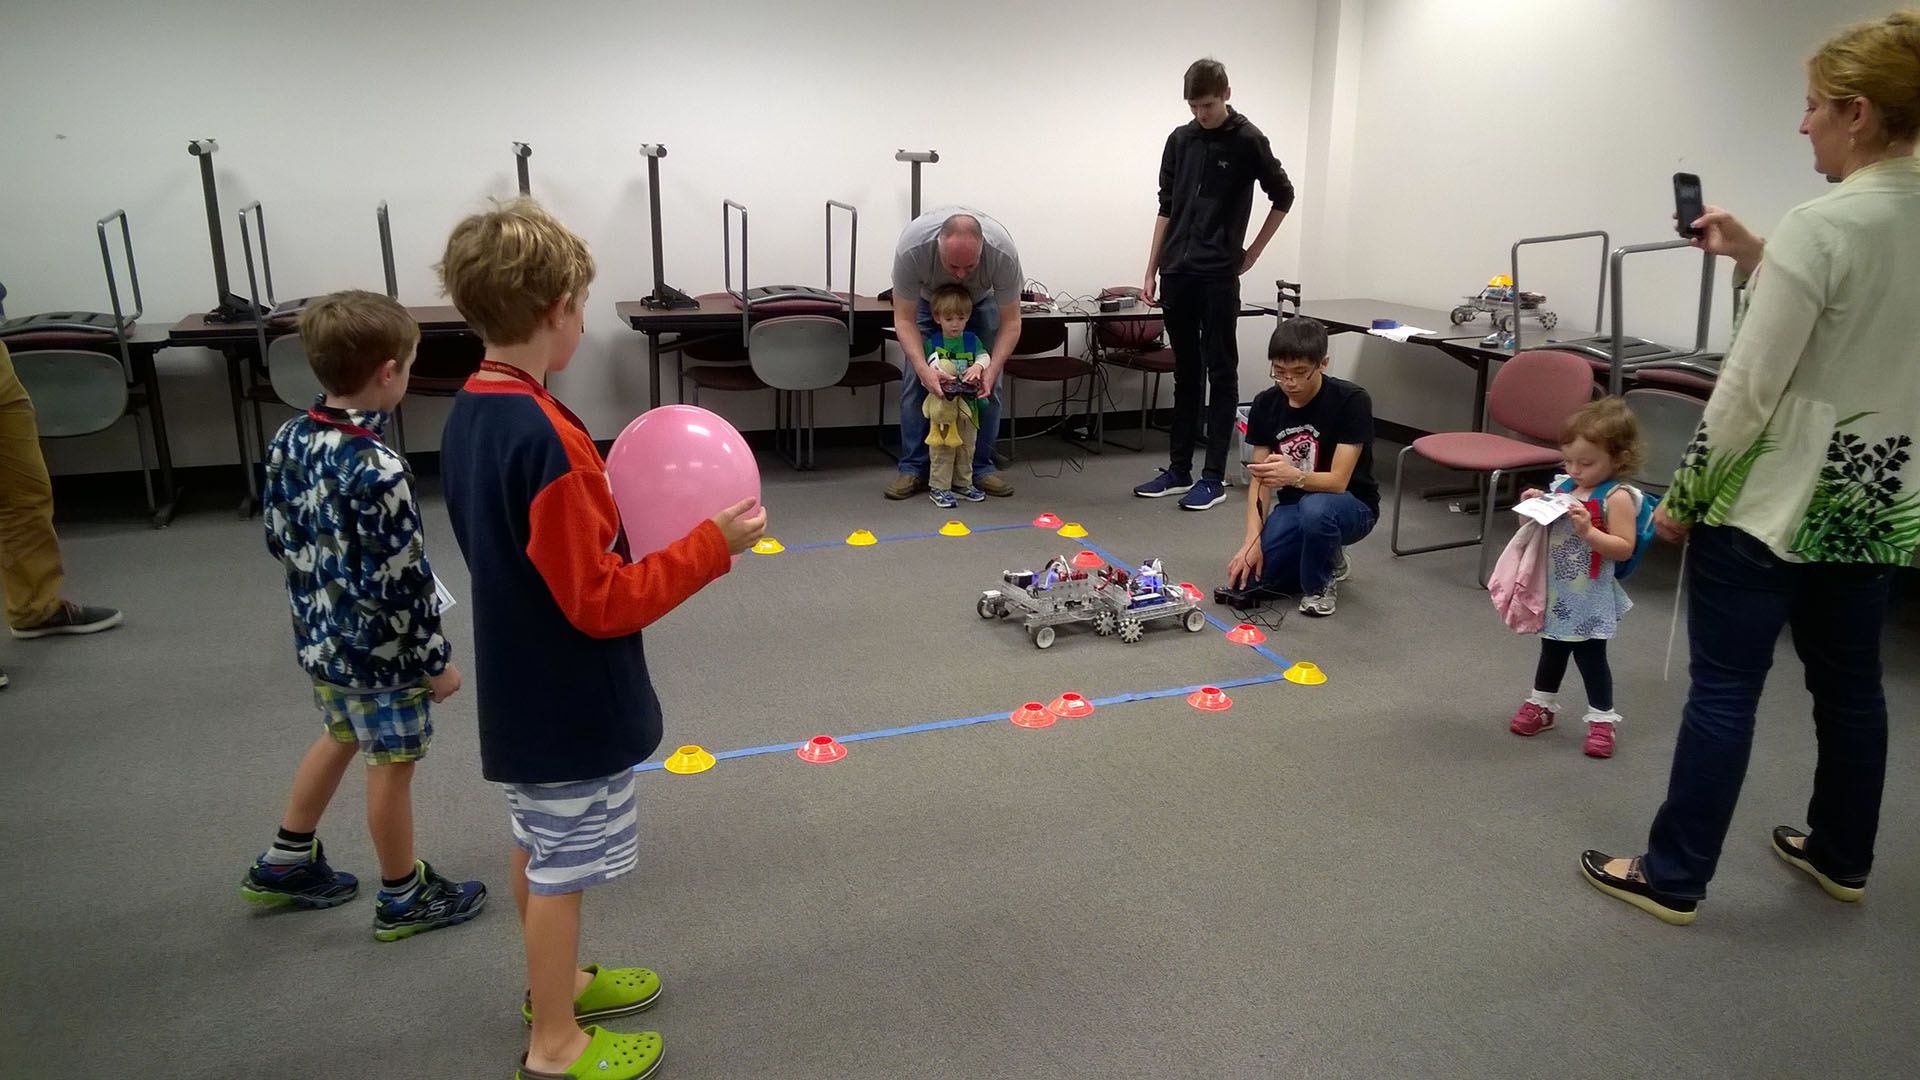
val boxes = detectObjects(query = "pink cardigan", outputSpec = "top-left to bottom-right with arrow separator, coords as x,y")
1490,521 -> 1548,634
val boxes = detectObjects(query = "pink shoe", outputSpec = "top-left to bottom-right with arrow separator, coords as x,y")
1510,702 -> 1555,736
1584,720 -> 1616,758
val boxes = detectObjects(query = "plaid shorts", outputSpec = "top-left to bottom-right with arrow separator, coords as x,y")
314,682 -> 432,765
503,769 -> 639,896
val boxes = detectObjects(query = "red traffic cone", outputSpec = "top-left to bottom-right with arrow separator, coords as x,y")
796,735 -> 848,764
1010,702 -> 1056,728
1048,692 -> 1095,718
1187,686 -> 1233,712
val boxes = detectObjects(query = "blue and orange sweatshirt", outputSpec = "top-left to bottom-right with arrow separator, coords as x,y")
440,370 -> 730,785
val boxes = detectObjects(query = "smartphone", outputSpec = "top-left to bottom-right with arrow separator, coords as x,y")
1673,172 -> 1705,239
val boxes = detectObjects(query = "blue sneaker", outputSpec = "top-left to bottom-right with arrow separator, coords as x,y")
1133,469 -> 1194,498
929,488 -> 958,509
1179,479 -> 1227,511
957,485 -> 987,503
240,840 -> 359,910
373,860 -> 487,942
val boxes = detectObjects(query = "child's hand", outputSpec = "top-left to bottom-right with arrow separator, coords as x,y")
429,663 -> 463,703
1565,500 -> 1595,538
712,497 -> 768,555
1521,487 -> 1545,502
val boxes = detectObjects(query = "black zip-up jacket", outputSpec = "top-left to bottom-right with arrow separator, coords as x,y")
1156,108 -> 1296,277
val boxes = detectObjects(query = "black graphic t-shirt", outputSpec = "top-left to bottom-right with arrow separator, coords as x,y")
1244,375 -> 1378,514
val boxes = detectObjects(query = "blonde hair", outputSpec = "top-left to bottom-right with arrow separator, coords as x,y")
1808,10 -> 1920,143
930,283 -> 973,321
436,197 -> 595,346
1560,397 -> 1645,479
296,290 -> 418,396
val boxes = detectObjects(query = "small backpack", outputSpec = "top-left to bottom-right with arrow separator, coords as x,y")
1554,477 -> 1659,580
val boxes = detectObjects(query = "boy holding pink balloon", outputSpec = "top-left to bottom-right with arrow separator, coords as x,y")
436,197 -> 766,1080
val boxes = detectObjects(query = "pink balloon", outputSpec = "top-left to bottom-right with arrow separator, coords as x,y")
605,405 -> 760,560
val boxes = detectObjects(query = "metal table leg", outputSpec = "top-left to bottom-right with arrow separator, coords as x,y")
223,347 -> 259,517
131,341 -> 180,526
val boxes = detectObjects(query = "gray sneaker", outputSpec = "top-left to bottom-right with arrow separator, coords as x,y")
0,666 -> 9,689
10,600 -> 123,640
1299,580 -> 1337,617
1332,548 -> 1352,582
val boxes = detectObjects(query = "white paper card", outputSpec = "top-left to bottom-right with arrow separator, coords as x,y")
1513,494 -> 1573,525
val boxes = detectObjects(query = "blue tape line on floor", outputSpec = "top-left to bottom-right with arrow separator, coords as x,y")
635,669 -> 1296,773
783,520 -> 1036,552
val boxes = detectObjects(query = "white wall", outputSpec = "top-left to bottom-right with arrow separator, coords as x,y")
1321,0 -> 1895,435
0,0 -> 1317,475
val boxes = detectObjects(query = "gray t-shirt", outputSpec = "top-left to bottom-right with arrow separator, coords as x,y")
891,206 -> 1023,303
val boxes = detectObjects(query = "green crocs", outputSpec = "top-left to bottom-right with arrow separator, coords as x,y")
522,964 -> 663,1025
516,1025 -> 662,1080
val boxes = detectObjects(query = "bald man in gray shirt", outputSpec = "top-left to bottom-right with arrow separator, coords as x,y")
884,207 -> 1023,499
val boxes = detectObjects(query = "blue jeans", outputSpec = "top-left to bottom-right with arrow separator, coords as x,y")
898,294 -> 1001,478
1258,493 -> 1376,594
1641,525 -> 1895,898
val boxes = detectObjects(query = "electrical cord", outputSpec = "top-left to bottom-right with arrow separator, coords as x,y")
1224,599 -> 1289,632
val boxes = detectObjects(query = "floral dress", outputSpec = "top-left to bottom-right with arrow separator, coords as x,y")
1541,501 -> 1631,642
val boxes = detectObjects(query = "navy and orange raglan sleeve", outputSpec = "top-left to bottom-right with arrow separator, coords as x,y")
521,403 -> 730,639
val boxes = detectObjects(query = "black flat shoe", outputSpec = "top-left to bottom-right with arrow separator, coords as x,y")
1580,850 -> 1698,925
1771,827 -> 1867,903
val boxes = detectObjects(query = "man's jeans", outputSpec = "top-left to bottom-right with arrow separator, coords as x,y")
1258,492 -> 1376,594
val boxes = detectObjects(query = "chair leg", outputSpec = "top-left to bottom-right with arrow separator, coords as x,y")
1090,368 -> 1105,453
1131,367 -> 1151,451
1100,366 -> 1140,452
1098,365 -> 1159,453
773,390 -> 787,468
805,390 -> 813,470
810,390 -> 820,470
1390,445 -> 1411,555
1390,444 -> 1493,558
773,389 -> 784,465
132,410 -> 156,517
1477,469 -> 1507,589
392,402 -> 408,452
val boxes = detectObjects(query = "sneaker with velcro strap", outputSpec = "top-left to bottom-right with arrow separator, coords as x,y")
373,860 -> 487,942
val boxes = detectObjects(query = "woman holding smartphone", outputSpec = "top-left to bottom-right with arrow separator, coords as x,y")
1582,10 -> 1920,925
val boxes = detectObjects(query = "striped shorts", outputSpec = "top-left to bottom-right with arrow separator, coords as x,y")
502,769 -> 639,895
